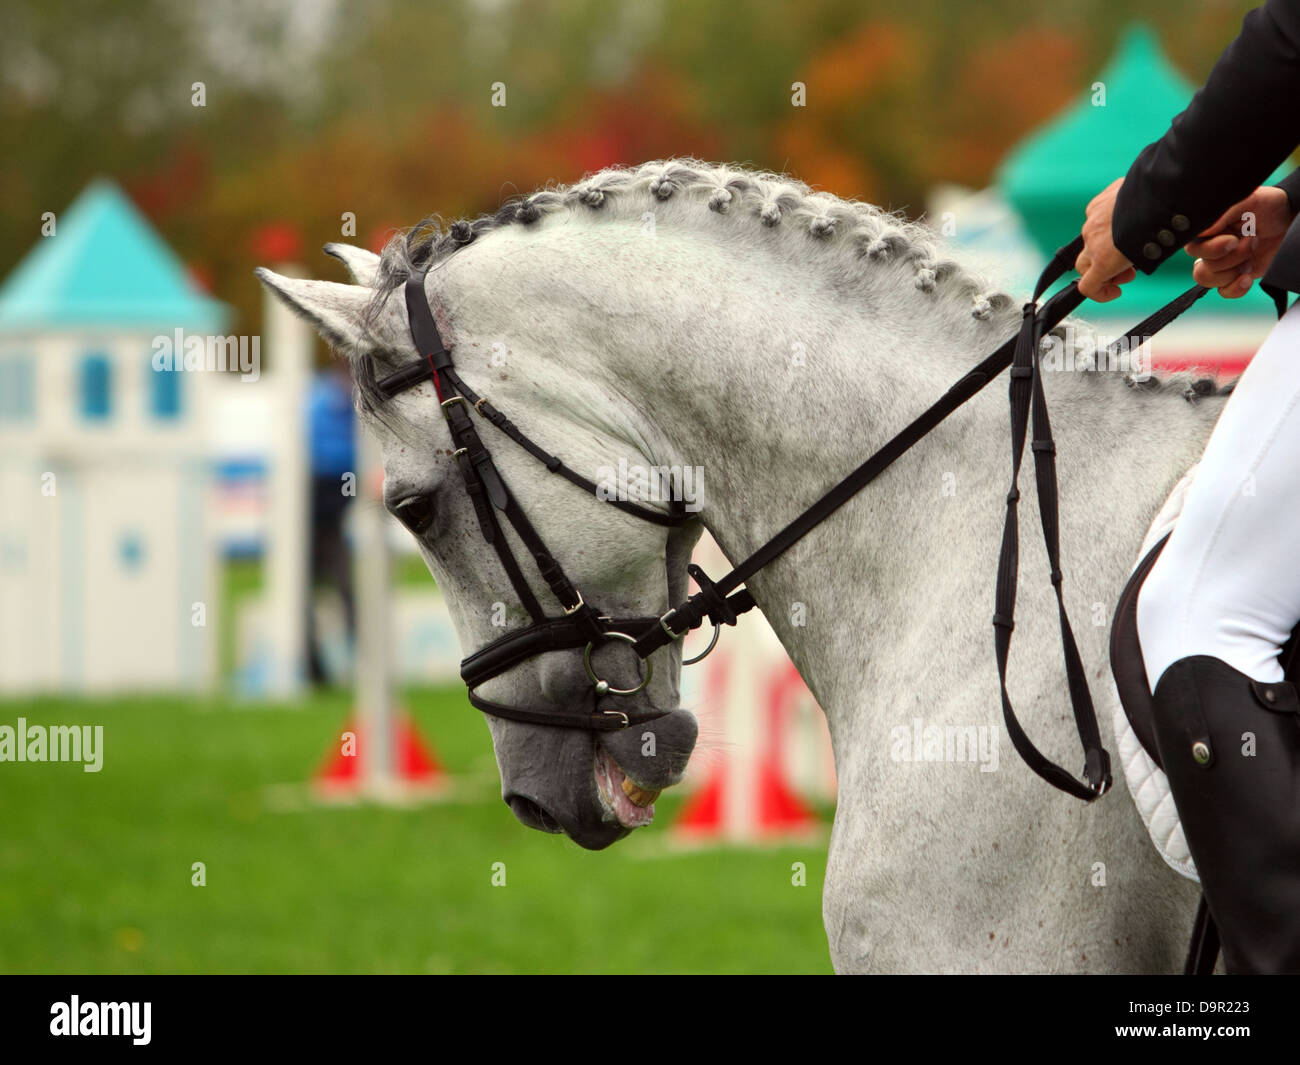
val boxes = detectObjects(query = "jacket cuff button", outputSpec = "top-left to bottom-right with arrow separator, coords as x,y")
1142,242 -> 1162,260
1157,228 -> 1175,247
1171,214 -> 1190,232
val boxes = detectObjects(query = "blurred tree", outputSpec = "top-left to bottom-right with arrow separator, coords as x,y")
772,21 -> 929,206
932,27 -> 1083,192
0,0 -> 1271,349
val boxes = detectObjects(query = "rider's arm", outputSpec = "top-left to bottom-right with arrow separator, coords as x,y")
1114,0 -> 1300,273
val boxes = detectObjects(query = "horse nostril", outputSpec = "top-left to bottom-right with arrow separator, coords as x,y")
391,493 -> 435,534
507,795 -> 562,834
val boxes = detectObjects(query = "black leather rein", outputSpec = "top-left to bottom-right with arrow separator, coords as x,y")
376,236 -> 1209,801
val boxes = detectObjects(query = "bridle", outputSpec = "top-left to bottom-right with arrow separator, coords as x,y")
375,269 -> 698,732
376,236 -> 1209,802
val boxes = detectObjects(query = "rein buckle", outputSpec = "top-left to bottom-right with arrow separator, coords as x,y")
658,611 -> 687,640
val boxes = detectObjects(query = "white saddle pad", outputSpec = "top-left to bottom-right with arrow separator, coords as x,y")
1108,463 -> 1200,882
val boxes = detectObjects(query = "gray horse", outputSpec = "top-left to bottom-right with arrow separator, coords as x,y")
260,159 -> 1220,972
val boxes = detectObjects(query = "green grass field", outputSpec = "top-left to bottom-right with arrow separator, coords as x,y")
0,686 -> 834,973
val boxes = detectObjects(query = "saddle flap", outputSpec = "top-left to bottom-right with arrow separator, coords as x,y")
1108,533 -> 1171,770
1250,677 -> 1300,714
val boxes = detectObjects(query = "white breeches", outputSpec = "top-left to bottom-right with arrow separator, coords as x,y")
1137,300 -> 1300,692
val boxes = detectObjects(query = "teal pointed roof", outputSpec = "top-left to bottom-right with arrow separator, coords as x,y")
998,25 -> 1288,316
0,179 -> 229,332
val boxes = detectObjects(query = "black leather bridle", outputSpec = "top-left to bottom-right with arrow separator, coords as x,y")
377,237 -> 1208,801
375,269 -> 698,731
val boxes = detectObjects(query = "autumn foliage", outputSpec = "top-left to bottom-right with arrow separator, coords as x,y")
0,0 -> 1262,347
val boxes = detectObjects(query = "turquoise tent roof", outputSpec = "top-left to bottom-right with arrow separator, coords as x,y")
998,25 -> 1288,316
0,179 -> 229,332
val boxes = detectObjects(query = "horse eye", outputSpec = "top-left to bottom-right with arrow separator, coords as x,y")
390,493 -> 435,535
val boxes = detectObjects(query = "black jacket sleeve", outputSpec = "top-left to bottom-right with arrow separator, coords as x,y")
1113,0 -> 1300,272
1277,165 -> 1300,214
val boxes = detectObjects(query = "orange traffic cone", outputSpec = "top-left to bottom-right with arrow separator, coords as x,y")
314,711 -> 445,797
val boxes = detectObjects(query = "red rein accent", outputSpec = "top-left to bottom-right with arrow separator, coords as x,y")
426,353 -> 446,401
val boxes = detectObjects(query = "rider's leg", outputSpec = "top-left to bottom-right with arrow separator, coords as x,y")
1139,303 -> 1300,690
1136,302 -> 1300,974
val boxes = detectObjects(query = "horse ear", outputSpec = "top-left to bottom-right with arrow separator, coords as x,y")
323,243 -> 382,287
255,269 -> 372,352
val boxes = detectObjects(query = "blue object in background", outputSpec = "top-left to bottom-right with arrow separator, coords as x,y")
148,352 -> 182,419
307,371 -> 355,477
79,352 -> 111,419
0,179 -> 228,333
119,531 -> 145,571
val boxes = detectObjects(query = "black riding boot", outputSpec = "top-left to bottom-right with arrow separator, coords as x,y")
1150,655 -> 1300,973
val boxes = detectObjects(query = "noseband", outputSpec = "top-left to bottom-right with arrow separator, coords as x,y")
378,240 -> 1209,803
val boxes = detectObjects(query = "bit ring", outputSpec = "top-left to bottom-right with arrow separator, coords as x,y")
681,621 -> 721,666
583,632 -> 652,696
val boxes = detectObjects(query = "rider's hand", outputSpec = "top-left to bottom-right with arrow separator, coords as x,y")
1076,178 -> 1137,303
1186,186 -> 1296,298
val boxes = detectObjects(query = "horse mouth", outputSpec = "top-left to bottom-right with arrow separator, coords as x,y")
594,747 -> 661,829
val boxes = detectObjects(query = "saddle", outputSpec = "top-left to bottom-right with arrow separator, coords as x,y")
1108,469 -> 1300,974
1109,535 -> 1171,772
1112,543 -> 1300,774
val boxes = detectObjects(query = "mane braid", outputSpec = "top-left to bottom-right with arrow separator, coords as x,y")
357,157 -> 1229,411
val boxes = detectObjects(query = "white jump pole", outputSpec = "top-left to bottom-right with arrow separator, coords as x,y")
353,427 -> 395,797
261,266 -> 310,698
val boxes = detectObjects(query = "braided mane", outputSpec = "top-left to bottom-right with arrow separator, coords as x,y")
359,158 -> 1225,409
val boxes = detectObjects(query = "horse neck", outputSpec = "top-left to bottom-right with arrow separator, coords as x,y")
459,221 -> 1223,733
564,231 -> 1003,706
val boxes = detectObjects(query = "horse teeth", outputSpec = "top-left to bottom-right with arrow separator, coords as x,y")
621,777 -> 660,807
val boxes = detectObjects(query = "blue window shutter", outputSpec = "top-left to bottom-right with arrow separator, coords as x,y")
148,353 -> 182,419
80,353 -> 112,420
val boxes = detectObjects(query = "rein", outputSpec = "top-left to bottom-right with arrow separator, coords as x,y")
376,234 -> 1209,801
634,236 -> 1207,800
